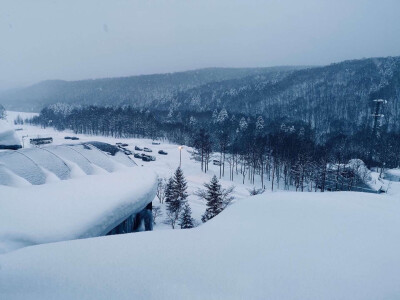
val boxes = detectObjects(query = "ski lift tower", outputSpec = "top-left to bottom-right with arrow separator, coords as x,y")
371,99 -> 387,138
369,99 -> 387,169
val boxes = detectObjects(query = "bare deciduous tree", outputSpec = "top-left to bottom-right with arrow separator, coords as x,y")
152,206 -> 162,225
156,177 -> 167,203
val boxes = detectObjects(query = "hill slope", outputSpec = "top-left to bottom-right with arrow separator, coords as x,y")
161,56 -> 400,133
0,67 -> 302,112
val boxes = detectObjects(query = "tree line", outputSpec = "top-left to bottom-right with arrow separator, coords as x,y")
28,104 -> 400,191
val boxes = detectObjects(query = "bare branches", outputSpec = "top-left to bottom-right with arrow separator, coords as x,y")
152,206 -> 162,225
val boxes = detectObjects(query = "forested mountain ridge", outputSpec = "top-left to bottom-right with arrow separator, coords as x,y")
28,58 -> 400,173
3,56 -> 400,136
0,66 -> 302,112
161,56 -> 400,135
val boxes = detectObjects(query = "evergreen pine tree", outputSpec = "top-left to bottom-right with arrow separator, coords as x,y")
173,167 -> 188,207
239,117 -> 248,131
165,168 -> 188,229
256,115 -> 264,134
164,177 -> 175,204
201,175 -> 224,223
165,177 -> 179,229
179,203 -> 195,229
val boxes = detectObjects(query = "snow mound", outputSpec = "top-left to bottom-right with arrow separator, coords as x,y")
0,119 -> 21,149
1,192 -> 399,299
0,168 -> 157,254
384,168 -> 400,182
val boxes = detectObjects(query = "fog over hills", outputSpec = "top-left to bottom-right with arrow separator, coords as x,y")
161,56 -> 400,134
2,56 -> 399,135
0,66 -> 304,112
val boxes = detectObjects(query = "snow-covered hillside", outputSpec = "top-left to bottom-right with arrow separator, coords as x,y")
1,191 -> 400,300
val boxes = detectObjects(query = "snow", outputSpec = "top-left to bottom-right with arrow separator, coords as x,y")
0,144 -> 137,187
0,167 -> 157,254
387,168 -> 400,176
1,191 -> 400,300
0,150 -> 47,185
45,145 -> 96,175
3,111 -> 252,226
385,168 -> 400,182
0,119 -> 21,148
1,113 -> 157,253
22,147 -> 71,180
2,110 -> 400,299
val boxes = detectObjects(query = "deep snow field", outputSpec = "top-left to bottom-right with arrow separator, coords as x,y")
1,192 -> 400,300
1,111 -> 400,299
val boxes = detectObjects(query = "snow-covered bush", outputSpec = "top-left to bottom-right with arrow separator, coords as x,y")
347,159 -> 371,183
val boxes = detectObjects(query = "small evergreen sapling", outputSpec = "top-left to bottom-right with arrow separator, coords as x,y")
179,203 -> 195,229
198,175 -> 234,223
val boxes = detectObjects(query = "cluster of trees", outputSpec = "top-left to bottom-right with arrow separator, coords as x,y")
29,103 -> 400,191
7,57 -> 400,135
162,56 -> 400,135
163,168 -> 193,229
154,168 -> 234,228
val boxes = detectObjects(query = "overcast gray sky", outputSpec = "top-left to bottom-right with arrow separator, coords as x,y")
1,0 -> 400,89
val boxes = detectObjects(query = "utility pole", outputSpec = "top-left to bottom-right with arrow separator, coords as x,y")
178,146 -> 183,168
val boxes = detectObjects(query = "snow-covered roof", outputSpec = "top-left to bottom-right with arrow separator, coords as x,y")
0,142 -> 156,253
1,192 -> 399,299
0,119 -> 21,149
0,168 -> 157,253
0,143 -> 136,186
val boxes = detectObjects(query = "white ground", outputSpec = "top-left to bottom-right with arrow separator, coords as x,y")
1,191 -> 400,300
1,111 -> 400,299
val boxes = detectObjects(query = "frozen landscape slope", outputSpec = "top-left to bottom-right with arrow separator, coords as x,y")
1,191 -> 399,299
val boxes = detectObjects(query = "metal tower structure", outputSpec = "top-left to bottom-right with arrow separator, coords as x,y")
369,99 -> 387,171
371,99 -> 387,138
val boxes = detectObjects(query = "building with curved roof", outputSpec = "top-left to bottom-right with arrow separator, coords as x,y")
0,142 -> 156,254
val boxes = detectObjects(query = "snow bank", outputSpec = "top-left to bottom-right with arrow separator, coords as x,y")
0,168 -> 157,253
385,168 -> 400,182
1,192 -> 399,299
0,119 -> 21,149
